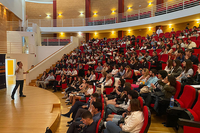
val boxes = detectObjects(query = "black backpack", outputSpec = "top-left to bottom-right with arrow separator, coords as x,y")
45,127 -> 52,133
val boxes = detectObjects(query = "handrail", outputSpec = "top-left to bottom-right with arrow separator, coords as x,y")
26,0 -> 199,27
27,43 -> 68,71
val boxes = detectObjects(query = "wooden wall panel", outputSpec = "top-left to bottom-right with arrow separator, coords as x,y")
90,0 -> 118,19
57,0 -> 85,19
26,2 -> 53,19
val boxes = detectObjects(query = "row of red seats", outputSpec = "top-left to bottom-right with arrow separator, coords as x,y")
43,39 -> 70,42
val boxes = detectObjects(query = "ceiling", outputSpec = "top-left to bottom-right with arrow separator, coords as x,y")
25,0 -> 53,4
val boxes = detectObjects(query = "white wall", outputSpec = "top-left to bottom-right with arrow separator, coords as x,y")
26,36 -> 79,85
37,46 -> 63,63
7,31 -> 39,54
5,53 -> 37,79
0,0 -> 24,20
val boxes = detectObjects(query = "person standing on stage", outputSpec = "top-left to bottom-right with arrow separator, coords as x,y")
11,61 -> 28,100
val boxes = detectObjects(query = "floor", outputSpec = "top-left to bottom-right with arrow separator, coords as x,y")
0,76 -> 60,133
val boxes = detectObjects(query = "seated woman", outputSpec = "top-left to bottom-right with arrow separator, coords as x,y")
85,70 -> 91,80
176,59 -> 193,82
88,70 -> 96,81
132,68 -> 149,90
69,82 -> 94,106
149,51 -> 158,66
96,74 -> 113,94
106,65 -> 113,73
52,74 -> 66,92
104,99 -> 144,133
169,59 -> 183,77
55,68 -> 61,76
117,58 -> 124,68
122,65 -> 132,79
164,60 -> 173,73
62,77 -> 83,99
123,58 -> 128,67
164,44 -> 173,54
110,65 -> 119,77
60,67 -> 67,76
106,78 -> 125,100
153,75 -> 176,114
96,72 -> 107,86
118,66 -> 125,77
36,71 -> 48,87
68,67 -> 78,84
138,52 -> 144,61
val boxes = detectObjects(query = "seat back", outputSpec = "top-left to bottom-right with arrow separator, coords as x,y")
191,93 -> 200,121
139,106 -> 151,133
174,81 -> 181,99
55,75 -> 61,81
178,85 -> 197,108
160,54 -> 169,62
138,96 -> 144,109
96,118 -> 102,133
111,77 -> 115,86
193,65 -> 198,77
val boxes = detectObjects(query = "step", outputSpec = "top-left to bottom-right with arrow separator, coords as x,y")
29,82 -> 36,86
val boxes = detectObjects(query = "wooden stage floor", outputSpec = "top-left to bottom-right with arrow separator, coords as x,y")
0,76 -> 61,133
1,76 -> 177,133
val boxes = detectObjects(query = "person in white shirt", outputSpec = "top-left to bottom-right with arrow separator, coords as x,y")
11,61 -> 28,99
66,68 -> 72,78
40,72 -> 55,89
104,99 -> 144,133
88,70 -> 96,81
156,27 -> 163,36
69,67 -> 78,84
110,65 -> 119,77
186,39 -> 197,49
96,74 -> 113,94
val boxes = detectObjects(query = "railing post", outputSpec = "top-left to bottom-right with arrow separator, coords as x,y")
59,37 -> 60,46
47,37 -> 49,46
115,14 -> 116,23
138,10 -> 140,19
39,19 -> 41,27
126,12 -> 128,21
27,19 -> 28,27
183,0 -> 185,9
83,18 -> 84,26
72,19 -> 74,27
151,5 -> 153,17
93,18 -> 94,26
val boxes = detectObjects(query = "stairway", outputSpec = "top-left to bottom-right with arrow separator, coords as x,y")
29,64 -> 56,86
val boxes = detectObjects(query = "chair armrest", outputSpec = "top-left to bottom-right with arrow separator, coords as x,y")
167,106 -> 186,114
104,86 -> 112,88
178,118 -> 200,128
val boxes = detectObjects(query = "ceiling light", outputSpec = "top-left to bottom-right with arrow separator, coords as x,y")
94,13 -> 97,15
47,14 -> 50,17
112,10 -> 115,13
149,2 -> 151,5
78,32 -> 82,36
39,15 -> 41,16
128,7 -> 131,10
80,12 -> 83,15
58,13 -> 62,16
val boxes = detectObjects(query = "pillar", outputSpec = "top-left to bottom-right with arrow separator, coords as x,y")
85,0 -> 91,26
118,31 -> 124,39
53,0 -> 57,27
86,33 -> 90,42
118,0 -> 124,23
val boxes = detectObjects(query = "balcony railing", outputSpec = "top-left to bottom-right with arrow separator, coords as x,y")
27,0 -> 200,27
41,37 -> 71,46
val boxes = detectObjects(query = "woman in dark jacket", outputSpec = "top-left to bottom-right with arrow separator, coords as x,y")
169,59 -> 183,77
149,51 -> 158,66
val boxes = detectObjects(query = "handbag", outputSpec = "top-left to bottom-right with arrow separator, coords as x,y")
118,117 -> 125,126
140,86 -> 149,94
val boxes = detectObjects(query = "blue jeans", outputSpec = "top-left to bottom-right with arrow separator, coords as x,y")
105,104 -> 121,118
104,121 -> 122,133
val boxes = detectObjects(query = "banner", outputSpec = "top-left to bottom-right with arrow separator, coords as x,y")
0,54 -> 6,89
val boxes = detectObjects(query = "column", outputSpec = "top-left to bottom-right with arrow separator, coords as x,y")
118,31 -> 124,39
53,0 -> 57,27
118,0 -> 124,23
86,33 -> 90,42
85,0 -> 91,26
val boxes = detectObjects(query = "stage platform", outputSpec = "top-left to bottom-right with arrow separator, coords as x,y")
0,76 -> 61,133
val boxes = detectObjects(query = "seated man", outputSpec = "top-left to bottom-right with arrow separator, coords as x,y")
185,49 -> 199,65
40,72 -> 55,89
67,106 -> 101,133
61,93 -> 99,121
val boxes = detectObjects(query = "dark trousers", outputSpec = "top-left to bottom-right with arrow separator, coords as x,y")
74,108 -> 88,121
67,121 -> 83,133
67,101 -> 86,119
12,80 -> 24,97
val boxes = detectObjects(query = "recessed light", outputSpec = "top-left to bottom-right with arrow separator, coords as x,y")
39,15 -> 41,16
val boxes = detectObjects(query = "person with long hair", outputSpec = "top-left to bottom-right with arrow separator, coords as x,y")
149,51 -> 158,66
176,59 -> 193,82
88,70 -> 96,81
36,71 -> 48,87
52,74 -> 66,92
104,99 -> 144,133
110,65 -> 119,77
169,59 -> 183,77
122,65 -> 132,79
164,60 -> 173,73
153,75 -> 176,114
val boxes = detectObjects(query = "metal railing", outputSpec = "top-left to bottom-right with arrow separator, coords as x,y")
41,37 -> 71,46
27,0 -> 200,27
